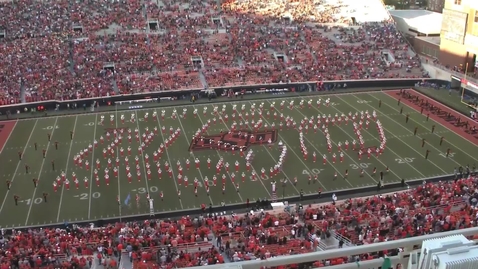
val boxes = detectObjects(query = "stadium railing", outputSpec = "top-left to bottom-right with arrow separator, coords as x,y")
137,241 -> 213,255
329,230 -> 354,248
0,77 -> 437,119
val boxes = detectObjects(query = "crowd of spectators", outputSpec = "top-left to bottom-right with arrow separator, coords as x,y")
0,0 -> 425,104
1,177 -> 477,269
201,177 -> 478,268
305,178 -> 478,245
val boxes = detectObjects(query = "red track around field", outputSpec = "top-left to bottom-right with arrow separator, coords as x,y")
0,120 -> 17,153
384,89 -> 478,146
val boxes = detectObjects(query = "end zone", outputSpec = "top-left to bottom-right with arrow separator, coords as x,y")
384,89 -> 478,146
0,120 -> 17,154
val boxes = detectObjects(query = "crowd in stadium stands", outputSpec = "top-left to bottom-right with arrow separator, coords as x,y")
0,0 -> 425,106
0,177 -> 477,269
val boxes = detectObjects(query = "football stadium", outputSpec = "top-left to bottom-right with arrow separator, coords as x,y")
1,0 -> 478,268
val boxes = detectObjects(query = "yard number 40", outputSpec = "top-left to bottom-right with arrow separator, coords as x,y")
302,169 -> 322,176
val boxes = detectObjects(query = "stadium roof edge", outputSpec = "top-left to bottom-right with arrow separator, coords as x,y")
389,9 -> 442,35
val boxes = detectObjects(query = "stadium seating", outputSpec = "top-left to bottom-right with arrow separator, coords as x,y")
0,0 -> 425,104
304,181 -> 474,246
0,177 -> 476,268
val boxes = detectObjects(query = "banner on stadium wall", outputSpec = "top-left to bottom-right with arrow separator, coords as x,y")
248,88 -> 290,94
461,79 -> 478,93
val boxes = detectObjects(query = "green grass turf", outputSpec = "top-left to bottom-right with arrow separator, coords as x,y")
0,91 -> 476,228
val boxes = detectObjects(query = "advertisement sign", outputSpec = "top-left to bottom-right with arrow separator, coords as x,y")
461,78 -> 478,93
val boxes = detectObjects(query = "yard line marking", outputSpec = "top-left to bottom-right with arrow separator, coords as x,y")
0,119 -> 38,217
152,109 -> 184,209
251,101 -> 324,192
366,93 -> 461,169
112,109 -> 123,219
24,117 -> 58,225
87,114 -> 99,219
287,102 -> 354,186
379,91 -> 478,161
174,109 -> 215,205
333,96 -> 424,180
53,116 -> 78,223
134,111 -> 151,203
0,120 -> 17,154
197,105 -> 246,202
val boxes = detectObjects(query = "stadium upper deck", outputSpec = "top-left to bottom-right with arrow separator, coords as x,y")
0,0 -> 425,106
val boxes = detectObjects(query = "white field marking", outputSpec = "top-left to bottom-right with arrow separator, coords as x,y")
208,104 -> 269,199
367,93 -> 464,167
0,120 -> 19,123
287,102 -> 356,185
50,116 -> 77,223
114,109 -> 123,218
152,109 -> 184,209
87,114 -> 98,218
24,117 -> 58,224
349,94 -> 448,173
330,96 -> 424,180
0,119 -> 38,216
248,101 -> 323,192
134,111 -> 151,199
174,110 -> 215,204
0,120 -> 18,154
380,90 -> 478,160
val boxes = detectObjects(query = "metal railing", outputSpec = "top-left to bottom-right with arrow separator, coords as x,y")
329,230 -> 355,247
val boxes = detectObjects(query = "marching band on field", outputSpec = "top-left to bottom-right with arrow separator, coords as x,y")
21,102 -> 387,208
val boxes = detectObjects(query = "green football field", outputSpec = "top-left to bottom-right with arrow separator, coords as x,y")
0,90 -> 476,228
